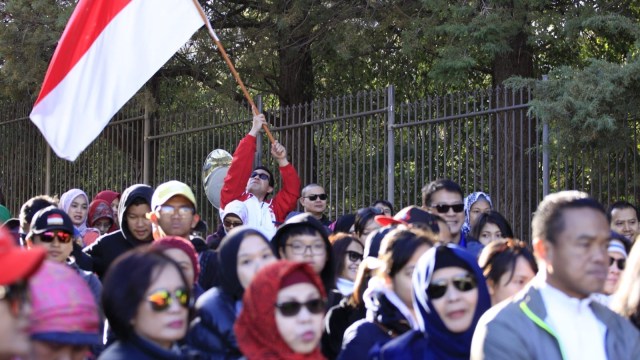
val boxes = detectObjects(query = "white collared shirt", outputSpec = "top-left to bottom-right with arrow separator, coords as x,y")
538,278 -> 608,360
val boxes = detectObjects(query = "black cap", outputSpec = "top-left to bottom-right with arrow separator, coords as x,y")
28,207 -> 74,237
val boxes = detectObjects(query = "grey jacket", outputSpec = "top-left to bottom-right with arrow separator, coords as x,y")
471,282 -> 640,360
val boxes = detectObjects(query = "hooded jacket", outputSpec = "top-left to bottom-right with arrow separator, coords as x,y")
378,245 -> 492,359
187,228 -> 273,359
83,185 -> 154,280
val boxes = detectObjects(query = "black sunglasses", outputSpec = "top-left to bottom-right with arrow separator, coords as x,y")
427,274 -> 477,300
346,250 -> 363,262
275,298 -> 326,317
39,231 -> 73,244
432,203 -> 464,214
304,194 -> 327,201
250,172 -> 270,181
609,257 -> 626,270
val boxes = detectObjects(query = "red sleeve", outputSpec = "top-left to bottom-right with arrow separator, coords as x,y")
221,135 -> 256,209
271,164 -> 301,223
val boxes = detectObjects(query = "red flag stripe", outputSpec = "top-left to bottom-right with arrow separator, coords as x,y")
34,0 -> 131,106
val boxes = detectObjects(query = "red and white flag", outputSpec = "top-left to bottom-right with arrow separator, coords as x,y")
30,0 -> 204,161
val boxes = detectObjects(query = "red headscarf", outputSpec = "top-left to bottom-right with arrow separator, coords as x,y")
95,190 -> 121,232
234,261 -> 327,360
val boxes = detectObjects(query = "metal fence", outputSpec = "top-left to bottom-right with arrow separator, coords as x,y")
1,86 -> 639,242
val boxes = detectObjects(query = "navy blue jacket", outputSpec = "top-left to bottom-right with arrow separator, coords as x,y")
338,294 -> 412,360
98,334 -> 197,360
187,287 -> 241,360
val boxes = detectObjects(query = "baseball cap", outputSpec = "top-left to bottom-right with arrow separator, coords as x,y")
0,228 -> 46,285
28,207 -> 75,237
375,205 -> 438,231
152,181 -> 197,210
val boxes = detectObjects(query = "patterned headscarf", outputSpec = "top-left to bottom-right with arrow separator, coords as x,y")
462,192 -> 493,238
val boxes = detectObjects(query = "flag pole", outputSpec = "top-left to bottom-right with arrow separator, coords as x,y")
191,0 -> 276,144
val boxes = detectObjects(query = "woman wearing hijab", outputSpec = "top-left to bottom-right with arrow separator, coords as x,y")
59,189 -> 100,246
235,260 -> 327,360
378,245 -> 491,359
87,199 -> 115,237
187,226 -> 277,359
94,190 -> 121,232
461,192 -> 492,247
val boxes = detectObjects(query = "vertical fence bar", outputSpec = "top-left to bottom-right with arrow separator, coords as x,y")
143,96 -> 150,185
45,145 -> 51,195
386,86 -> 395,205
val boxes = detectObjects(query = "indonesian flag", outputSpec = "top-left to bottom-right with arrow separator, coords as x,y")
30,0 -> 204,161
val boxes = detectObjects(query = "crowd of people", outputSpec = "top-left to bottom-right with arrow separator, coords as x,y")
2,114 -> 640,359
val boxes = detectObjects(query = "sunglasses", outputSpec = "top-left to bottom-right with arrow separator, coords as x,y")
346,250 -> 363,262
304,194 -> 327,201
427,274 -> 477,300
39,231 -> 72,243
223,219 -> 243,228
158,205 -> 195,218
0,281 -> 29,316
432,203 -> 464,214
609,257 -> 626,270
147,288 -> 190,312
275,298 -> 326,317
250,172 -> 270,181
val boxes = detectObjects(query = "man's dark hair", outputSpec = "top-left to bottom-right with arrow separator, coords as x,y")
372,199 -> 394,215
532,191 -> 606,244
102,247 -> 190,340
421,179 -> 464,208
607,201 -> 639,223
19,195 -> 57,230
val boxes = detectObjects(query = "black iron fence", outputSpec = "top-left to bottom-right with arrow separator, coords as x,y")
1,86 -> 638,242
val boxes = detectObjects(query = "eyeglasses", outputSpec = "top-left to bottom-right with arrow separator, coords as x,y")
303,194 -> 327,201
609,257 -> 626,270
431,203 -> 464,214
346,250 -> 363,262
250,172 -> 270,181
158,205 -> 195,218
39,231 -> 72,244
286,242 -> 326,255
427,274 -> 477,299
146,288 -> 190,312
223,219 -> 243,228
275,298 -> 326,317
0,281 -> 29,316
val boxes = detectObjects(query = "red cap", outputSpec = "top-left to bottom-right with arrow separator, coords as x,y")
0,229 -> 46,285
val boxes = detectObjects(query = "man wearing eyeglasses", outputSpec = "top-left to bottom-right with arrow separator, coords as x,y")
286,183 -> 331,227
471,191 -> 640,360
149,180 -> 200,241
221,114 -> 301,240
422,179 -> 466,246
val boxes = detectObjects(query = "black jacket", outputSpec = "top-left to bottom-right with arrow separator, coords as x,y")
322,296 -> 366,359
98,334 -> 198,360
82,185 -> 154,281
338,293 -> 413,360
187,287 -> 242,360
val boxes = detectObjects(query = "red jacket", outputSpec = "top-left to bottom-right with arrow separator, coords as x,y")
220,134 -> 300,239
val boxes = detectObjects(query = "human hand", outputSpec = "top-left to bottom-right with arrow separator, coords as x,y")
271,141 -> 289,165
249,114 -> 267,136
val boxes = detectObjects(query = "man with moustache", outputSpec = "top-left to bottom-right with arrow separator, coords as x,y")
422,179 -> 466,246
471,191 -> 640,360
286,183 -> 331,227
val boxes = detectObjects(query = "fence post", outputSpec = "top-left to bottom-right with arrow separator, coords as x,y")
255,95 -> 263,167
45,145 -> 51,195
143,96 -> 150,185
387,86 -> 395,205
541,75 -> 550,196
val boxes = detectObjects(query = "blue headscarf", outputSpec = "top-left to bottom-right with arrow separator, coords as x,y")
412,244 -> 491,359
461,192 -> 492,239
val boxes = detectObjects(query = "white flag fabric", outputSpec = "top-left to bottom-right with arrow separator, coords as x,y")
30,0 -> 204,161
